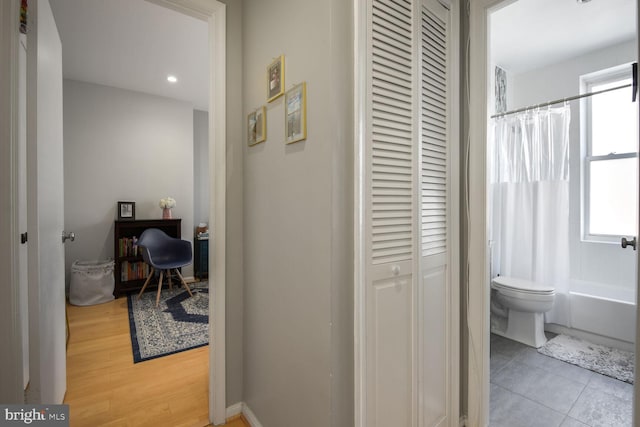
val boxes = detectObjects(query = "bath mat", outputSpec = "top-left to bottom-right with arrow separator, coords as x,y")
127,282 -> 209,363
538,334 -> 634,384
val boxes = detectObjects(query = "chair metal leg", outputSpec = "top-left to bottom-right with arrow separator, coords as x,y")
174,269 -> 193,297
137,267 -> 155,300
155,270 -> 165,307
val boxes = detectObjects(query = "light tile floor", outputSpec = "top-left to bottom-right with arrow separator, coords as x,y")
490,333 -> 634,427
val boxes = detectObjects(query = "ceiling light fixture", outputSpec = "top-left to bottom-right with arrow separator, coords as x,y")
167,75 -> 178,83
576,0 -> 592,3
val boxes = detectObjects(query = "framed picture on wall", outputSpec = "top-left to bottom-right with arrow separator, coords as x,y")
248,111 -> 257,146
255,106 -> 266,143
267,55 -> 285,102
248,107 -> 267,146
285,82 -> 307,144
117,201 -> 136,220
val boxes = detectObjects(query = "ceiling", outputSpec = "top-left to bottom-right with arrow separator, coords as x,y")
490,0 -> 636,75
49,0 -> 209,110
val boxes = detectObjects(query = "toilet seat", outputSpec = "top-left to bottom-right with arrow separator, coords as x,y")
491,276 -> 555,295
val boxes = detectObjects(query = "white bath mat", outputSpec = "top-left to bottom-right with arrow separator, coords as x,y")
538,334 -> 634,384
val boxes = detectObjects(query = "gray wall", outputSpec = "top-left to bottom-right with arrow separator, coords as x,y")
241,0 -> 353,425
63,79 -> 195,280
193,109 -> 209,227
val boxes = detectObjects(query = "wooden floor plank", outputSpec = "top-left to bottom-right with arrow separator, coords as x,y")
65,298 -> 247,427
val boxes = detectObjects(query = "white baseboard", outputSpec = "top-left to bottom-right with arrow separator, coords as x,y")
225,402 -> 263,427
241,403 -> 263,427
225,402 -> 243,419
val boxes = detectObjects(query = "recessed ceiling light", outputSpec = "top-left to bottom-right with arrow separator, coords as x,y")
167,75 -> 178,83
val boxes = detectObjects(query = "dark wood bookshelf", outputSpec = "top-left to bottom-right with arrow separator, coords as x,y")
113,219 -> 181,297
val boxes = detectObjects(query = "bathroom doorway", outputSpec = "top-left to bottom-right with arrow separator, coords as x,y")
484,0 -> 638,425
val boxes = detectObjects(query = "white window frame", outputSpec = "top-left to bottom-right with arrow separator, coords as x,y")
581,64 -> 638,243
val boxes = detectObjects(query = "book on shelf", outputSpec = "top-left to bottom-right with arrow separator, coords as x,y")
120,261 -> 150,282
118,236 -> 140,257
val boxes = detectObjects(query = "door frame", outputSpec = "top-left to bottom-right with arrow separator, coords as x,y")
353,0 -> 461,425
0,0 -> 25,404
0,0 -> 228,423
146,1 -> 227,424
467,0 -> 640,425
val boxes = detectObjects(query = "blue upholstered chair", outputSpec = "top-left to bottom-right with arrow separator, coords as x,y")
136,228 -> 193,307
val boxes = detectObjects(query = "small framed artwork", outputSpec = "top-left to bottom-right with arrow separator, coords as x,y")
248,111 -> 257,146
117,201 -> 136,220
255,106 -> 266,143
248,106 -> 267,146
267,55 -> 285,102
285,82 -> 307,144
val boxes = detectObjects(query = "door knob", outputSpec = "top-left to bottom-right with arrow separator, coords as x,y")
621,236 -> 636,250
62,231 -> 75,243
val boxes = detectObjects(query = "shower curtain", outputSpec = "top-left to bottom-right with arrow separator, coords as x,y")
490,105 -> 571,326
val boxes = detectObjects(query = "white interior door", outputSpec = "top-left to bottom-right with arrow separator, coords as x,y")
358,0 -> 459,427
418,1 -> 456,426
26,0 -> 66,404
360,0 -> 457,425
363,0 -> 417,425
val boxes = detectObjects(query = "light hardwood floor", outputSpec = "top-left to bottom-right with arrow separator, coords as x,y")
65,296 -> 247,427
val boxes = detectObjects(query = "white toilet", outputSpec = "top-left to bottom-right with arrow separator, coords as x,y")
490,276 -> 555,348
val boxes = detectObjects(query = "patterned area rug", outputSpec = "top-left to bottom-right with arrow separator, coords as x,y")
127,282 -> 209,363
538,334 -> 634,383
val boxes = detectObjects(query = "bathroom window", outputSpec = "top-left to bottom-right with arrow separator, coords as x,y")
583,65 -> 638,241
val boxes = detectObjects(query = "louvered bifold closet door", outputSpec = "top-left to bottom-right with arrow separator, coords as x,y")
418,0 -> 452,426
364,0 -> 417,426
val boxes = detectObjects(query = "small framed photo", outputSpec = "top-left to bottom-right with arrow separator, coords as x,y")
255,106 -> 266,143
267,55 -> 285,102
248,106 -> 267,146
285,82 -> 307,144
248,111 -> 257,146
117,201 -> 135,220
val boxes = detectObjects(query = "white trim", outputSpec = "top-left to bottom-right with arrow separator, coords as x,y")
581,67 -> 638,242
448,1 -> 462,423
225,402 -> 264,427
636,3 -> 640,421
468,1 -> 640,426
0,0 -> 25,404
148,1 -> 226,425
225,402 -> 243,419
353,0 -> 367,425
468,0 -> 507,425
241,403 -> 264,427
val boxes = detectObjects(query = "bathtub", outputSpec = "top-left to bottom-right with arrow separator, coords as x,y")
564,280 -> 636,345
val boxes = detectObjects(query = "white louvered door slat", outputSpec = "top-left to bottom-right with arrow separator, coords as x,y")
365,0 -> 416,426
419,0 -> 452,426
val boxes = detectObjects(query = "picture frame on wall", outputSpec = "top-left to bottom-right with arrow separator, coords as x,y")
255,106 -> 266,143
117,201 -> 136,220
285,82 -> 307,144
248,106 -> 267,146
267,55 -> 285,102
248,111 -> 257,146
